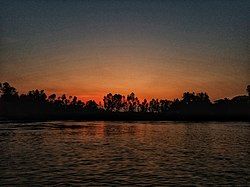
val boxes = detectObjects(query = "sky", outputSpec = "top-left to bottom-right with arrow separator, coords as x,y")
1,0 -> 249,102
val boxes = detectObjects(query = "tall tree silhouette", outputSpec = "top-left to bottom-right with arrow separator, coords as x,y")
247,85 -> 250,96
103,93 -> 113,112
127,92 -> 140,112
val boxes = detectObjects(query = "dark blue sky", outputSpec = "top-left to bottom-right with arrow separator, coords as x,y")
1,0 -> 249,101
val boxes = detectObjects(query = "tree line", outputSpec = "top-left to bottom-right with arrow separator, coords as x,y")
0,82 -> 249,120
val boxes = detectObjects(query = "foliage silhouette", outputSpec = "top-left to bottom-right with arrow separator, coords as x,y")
0,82 -> 249,121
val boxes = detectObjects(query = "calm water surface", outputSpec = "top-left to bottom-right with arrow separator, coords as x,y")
0,121 -> 249,186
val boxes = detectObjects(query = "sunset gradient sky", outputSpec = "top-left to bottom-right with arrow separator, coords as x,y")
1,0 -> 249,102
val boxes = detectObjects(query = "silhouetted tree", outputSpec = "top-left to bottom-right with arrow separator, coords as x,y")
0,82 -> 19,116
149,99 -> 160,113
170,99 -> 181,112
247,85 -> 250,96
27,89 -> 47,103
196,92 -> 210,104
140,99 -> 148,112
159,99 -> 171,112
61,94 -> 69,105
182,92 -> 195,105
48,94 -> 56,103
77,100 -> 85,108
127,92 -> 140,112
85,100 -> 98,112
103,93 -> 113,112
113,94 -> 124,111
70,96 -> 78,106
182,92 -> 210,105
0,82 -> 18,101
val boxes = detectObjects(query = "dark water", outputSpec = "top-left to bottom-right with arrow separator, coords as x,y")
0,121 -> 249,186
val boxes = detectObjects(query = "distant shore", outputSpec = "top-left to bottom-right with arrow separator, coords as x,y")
1,82 -> 250,123
1,112 -> 249,122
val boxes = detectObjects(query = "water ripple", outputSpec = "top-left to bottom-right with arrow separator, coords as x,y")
0,121 -> 249,185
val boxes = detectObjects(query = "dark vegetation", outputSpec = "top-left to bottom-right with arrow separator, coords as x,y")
0,82 -> 249,121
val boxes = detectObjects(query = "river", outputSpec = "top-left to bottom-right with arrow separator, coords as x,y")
0,121 -> 249,185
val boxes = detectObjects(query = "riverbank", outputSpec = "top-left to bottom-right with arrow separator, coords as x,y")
1,112 -> 249,122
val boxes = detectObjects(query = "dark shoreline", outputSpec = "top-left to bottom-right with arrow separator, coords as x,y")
1,82 -> 250,124
1,112 -> 249,123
